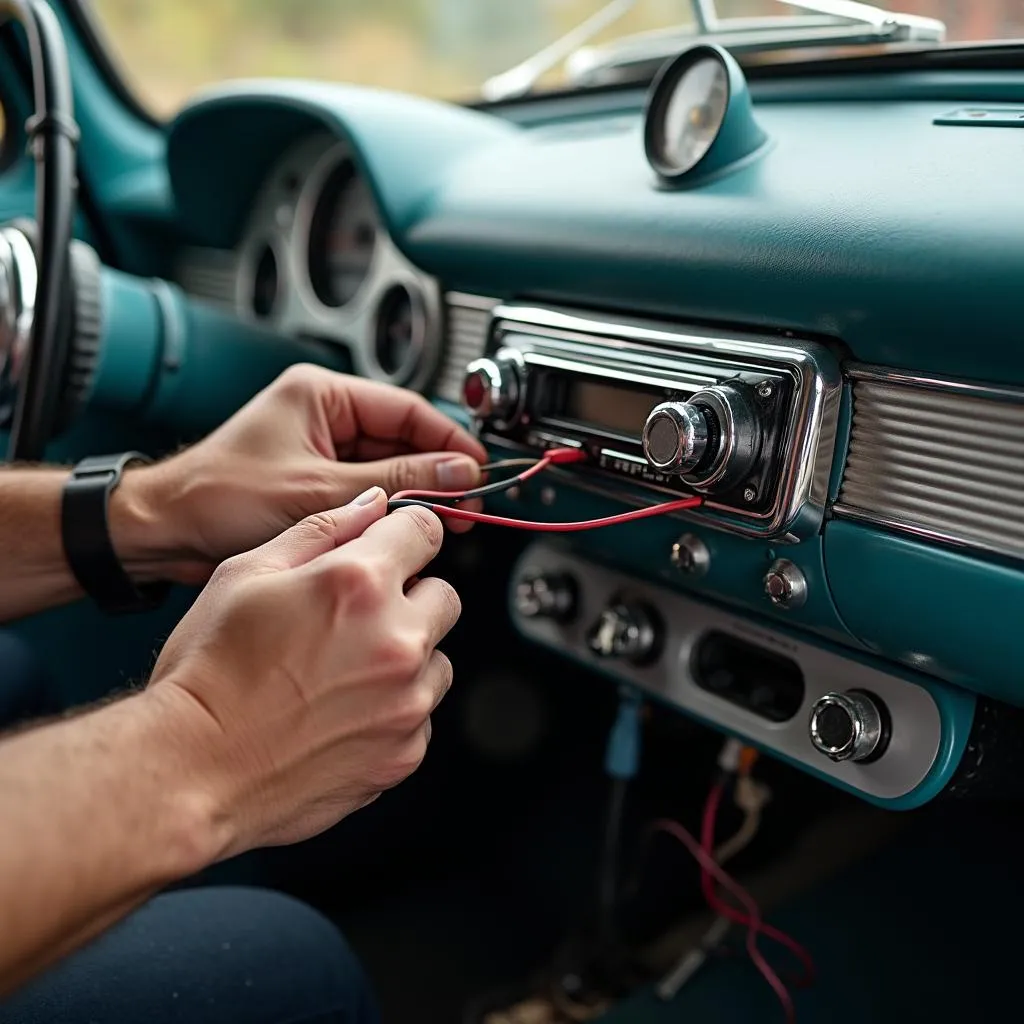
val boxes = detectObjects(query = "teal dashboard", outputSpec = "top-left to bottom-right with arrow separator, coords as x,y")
8,16 -> 1024,811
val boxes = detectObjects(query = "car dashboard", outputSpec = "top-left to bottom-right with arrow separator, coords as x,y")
162,59 -> 1024,810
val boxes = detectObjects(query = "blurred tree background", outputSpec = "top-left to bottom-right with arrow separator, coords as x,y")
88,0 -> 1024,117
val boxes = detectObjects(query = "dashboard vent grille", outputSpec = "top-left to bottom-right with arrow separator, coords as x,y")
434,293 -> 498,404
175,248 -> 238,308
837,374 -> 1024,560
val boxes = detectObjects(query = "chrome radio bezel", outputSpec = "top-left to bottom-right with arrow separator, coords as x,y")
478,304 -> 843,542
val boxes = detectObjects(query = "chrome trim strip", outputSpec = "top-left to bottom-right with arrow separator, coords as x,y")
444,291 -> 501,312
846,364 -> 1024,404
830,503 -> 1020,562
489,303 -> 843,542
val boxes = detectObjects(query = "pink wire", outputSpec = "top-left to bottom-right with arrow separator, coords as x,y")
653,810 -> 798,1024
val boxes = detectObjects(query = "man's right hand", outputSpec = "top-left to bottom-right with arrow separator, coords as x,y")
144,486 -> 458,859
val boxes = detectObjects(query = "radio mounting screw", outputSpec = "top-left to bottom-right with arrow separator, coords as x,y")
743,486 -> 757,502
756,381 -> 773,400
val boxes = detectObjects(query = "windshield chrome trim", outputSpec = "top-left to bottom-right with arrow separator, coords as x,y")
567,2 -> 943,88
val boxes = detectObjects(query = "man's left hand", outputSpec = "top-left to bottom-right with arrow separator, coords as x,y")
110,364 -> 487,583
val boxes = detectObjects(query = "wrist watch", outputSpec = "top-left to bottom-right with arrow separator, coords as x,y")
61,451 -> 171,614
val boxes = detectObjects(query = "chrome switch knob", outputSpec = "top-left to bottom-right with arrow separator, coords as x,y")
763,559 -> 807,610
587,600 -> 661,665
462,347 -> 525,427
641,402 -> 709,474
809,690 -> 889,764
514,571 -> 577,623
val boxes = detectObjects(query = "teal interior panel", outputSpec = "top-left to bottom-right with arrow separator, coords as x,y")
825,520 -> 1024,706
166,83 -> 515,249
401,99 -> 1024,386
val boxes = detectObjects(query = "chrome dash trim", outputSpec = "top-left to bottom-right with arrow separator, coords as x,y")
489,303 -> 843,542
846,364 -> 1024,404
829,503 -> 1007,558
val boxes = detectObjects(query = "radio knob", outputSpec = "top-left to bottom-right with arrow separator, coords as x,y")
641,402 -> 709,474
586,600 -> 662,665
514,571 -> 578,623
463,348 -> 525,427
642,384 -> 761,492
809,690 -> 890,764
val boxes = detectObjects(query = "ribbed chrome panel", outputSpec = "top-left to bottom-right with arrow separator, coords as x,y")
837,371 -> 1024,560
434,293 -> 498,403
175,247 -> 238,308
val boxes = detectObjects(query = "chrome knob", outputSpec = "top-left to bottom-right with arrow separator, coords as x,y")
670,533 -> 710,577
462,347 -> 525,427
514,571 -> 577,623
587,600 -> 661,665
641,383 -> 761,492
641,401 -> 709,474
763,559 -> 807,609
809,690 -> 889,763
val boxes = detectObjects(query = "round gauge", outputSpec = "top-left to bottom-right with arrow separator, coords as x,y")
307,158 -> 378,307
374,283 -> 425,383
645,47 -> 732,180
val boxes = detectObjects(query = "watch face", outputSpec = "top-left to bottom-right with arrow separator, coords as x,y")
647,49 -> 731,178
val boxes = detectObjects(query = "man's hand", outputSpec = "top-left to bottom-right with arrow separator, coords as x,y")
0,489 -> 459,991
147,487 -> 457,854
111,364 -> 487,584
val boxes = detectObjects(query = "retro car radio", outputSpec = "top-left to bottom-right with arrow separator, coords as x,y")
461,304 -> 842,540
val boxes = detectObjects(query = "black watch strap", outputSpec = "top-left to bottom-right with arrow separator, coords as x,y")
61,452 -> 171,615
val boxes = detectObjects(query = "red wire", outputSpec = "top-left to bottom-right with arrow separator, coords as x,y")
392,447 -> 702,530
391,447 -> 588,503
409,496 -> 703,531
700,785 -> 816,987
652,816 -> 797,1024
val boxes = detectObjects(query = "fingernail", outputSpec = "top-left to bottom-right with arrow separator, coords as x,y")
437,457 -> 479,491
351,486 -> 383,506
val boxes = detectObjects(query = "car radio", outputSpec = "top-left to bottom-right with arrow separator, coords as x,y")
461,304 -> 842,540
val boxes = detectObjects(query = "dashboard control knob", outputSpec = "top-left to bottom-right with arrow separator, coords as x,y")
586,600 -> 662,665
641,383 -> 762,492
809,690 -> 889,763
462,347 -> 525,427
763,559 -> 807,609
514,571 -> 578,623
670,533 -> 710,577
642,402 -> 709,473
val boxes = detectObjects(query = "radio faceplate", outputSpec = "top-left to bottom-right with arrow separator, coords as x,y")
465,305 -> 842,541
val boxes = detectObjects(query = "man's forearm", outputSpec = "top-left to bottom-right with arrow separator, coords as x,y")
0,466 -> 188,622
0,689 -> 228,995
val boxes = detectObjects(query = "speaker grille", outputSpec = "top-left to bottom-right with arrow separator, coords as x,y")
837,373 -> 1024,560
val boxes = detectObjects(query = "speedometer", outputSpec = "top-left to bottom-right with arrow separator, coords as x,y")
307,157 -> 377,307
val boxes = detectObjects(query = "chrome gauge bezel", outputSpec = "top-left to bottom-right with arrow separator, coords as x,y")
645,45 -> 731,181
231,134 -> 443,390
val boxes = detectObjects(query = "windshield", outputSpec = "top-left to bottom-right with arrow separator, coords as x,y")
88,1 -> 1024,117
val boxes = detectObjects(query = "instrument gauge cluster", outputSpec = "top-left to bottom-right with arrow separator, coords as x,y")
181,134 -> 442,391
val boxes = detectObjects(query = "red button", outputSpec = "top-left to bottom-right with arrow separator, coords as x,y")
463,372 -> 486,410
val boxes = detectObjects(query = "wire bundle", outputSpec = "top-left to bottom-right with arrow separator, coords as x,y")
653,751 -> 815,1024
387,448 -> 704,530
